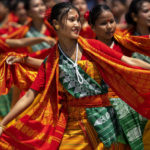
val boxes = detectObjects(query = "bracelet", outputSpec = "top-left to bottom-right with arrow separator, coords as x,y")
21,55 -> 28,64
0,124 -> 5,130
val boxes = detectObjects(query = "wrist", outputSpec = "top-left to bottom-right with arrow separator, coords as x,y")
21,55 -> 28,64
0,123 -> 5,130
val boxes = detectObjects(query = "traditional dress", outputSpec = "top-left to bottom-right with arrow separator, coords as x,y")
0,19 -> 57,53
114,28 -> 150,150
0,37 -> 150,149
0,18 -> 57,119
80,25 -> 96,39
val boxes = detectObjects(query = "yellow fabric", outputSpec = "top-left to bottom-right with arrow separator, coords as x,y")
59,60 -> 130,150
143,121 -> 150,150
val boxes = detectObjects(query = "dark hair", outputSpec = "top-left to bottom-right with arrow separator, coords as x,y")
125,0 -> 150,25
24,0 -> 32,10
10,0 -> 26,12
0,0 -> 9,9
89,4 -> 111,26
49,2 -> 79,27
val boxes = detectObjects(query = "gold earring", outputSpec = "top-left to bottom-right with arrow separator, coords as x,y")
133,17 -> 137,22
55,25 -> 59,30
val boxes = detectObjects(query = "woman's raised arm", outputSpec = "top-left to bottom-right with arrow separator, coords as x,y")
121,55 -> 150,69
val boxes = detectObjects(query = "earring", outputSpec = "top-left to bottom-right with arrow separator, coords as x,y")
55,25 -> 59,30
133,17 -> 137,22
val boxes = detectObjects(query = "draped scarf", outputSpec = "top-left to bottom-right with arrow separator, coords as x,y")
114,28 -> 150,56
0,36 -> 150,149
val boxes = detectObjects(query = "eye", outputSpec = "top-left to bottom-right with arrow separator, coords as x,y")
100,22 -> 107,25
110,19 -> 115,24
69,17 -> 75,22
142,9 -> 149,13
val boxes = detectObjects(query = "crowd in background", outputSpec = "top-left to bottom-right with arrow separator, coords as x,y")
0,0 -> 150,149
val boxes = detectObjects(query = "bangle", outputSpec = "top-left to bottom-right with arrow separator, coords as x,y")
21,55 -> 28,64
0,124 -> 5,130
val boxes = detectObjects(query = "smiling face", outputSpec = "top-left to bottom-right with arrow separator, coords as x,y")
28,0 -> 46,19
15,2 -> 27,22
57,8 -> 81,40
136,1 -> 150,28
72,0 -> 88,17
93,10 -> 116,41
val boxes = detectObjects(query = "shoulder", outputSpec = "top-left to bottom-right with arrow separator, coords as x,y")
86,38 -> 110,51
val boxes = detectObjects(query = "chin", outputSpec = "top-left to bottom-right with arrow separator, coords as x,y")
71,35 -> 79,40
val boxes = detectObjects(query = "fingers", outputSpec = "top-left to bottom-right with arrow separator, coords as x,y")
0,127 -> 3,136
6,56 -> 16,65
46,37 -> 57,46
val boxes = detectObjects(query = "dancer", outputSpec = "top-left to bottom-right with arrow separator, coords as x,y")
70,0 -> 96,38
114,0 -> 150,62
0,2 -> 150,150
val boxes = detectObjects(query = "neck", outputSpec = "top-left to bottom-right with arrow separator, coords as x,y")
19,18 -> 28,25
136,24 -> 150,35
58,37 -> 77,54
80,16 -> 86,25
31,18 -> 44,31
97,37 -> 113,47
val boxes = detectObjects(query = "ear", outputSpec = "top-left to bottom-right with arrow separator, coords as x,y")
52,19 -> 60,31
131,13 -> 138,22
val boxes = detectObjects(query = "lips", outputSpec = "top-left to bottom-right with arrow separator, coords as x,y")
72,28 -> 80,34
106,31 -> 114,35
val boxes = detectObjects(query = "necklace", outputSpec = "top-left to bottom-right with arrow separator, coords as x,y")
58,42 -> 84,84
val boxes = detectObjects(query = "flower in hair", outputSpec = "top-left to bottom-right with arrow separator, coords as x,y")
44,7 -> 52,20
84,11 -> 90,22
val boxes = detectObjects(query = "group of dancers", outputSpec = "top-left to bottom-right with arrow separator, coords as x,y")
0,0 -> 150,149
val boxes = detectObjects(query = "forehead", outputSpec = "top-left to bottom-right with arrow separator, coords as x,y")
97,11 -> 114,20
66,8 -> 79,17
72,0 -> 86,4
30,0 -> 43,5
140,1 -> 150,9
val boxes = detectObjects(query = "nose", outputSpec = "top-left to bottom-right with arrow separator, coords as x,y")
39,4 -> 46,11
74,20 -> 80,27
106,22 -> 112,29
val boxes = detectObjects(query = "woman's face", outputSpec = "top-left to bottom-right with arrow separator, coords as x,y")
136,2 -> 150,28
0,2 -> 8,20
28,0 -> 46,19
112,1 -> 126,18
15,2 -> 27,22
93,10 -> 116,41
57,9 -> 81,40
72,0 -> 88,17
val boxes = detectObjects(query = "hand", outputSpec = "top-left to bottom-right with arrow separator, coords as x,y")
6,56 -> 22,65
0,126 -> 3,136
42,37 -> 57,47
8,22 -> 21,28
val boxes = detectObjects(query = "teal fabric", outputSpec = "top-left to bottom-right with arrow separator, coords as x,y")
25,26 -> 51,52
0,88 -> 13,116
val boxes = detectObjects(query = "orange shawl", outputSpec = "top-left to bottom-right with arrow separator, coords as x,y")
114,28 -> 150,56
0,36 -> 150,149
0,19 -> 56,53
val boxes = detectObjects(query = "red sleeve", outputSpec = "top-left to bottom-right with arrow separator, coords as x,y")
87,39 -> 123,60
30,62 -> 46,92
